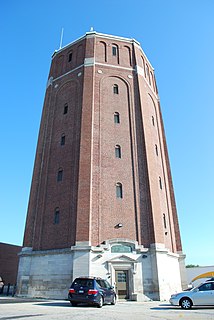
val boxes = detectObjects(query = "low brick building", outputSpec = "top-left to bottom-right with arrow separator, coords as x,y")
0,242 -> 21,284
17,31 -> 186,300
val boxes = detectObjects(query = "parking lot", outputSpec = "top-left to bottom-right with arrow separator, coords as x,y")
0,298 -> 214,320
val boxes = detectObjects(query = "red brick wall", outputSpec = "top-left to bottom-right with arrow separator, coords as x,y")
0,242 -> 21,284
23,32 -> 182,253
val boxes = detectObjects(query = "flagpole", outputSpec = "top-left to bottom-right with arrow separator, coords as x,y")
59,28 -> 64,49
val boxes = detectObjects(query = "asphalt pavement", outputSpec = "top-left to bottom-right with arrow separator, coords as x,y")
0,297 -> 214,320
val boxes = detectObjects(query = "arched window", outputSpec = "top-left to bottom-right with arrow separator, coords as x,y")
63,103 -> 68,114
124,46 -> 132,66
163,213 -> 167,229
116,182 -> 123,198
99,41 -> 107,62
150,71 -> 154,88
112,44 -> 119,64
112,45 -> 117,56
146,64 -> 151,84
115,145 -> 121,158
114,112 -> 120,124
68,51 -> 73,62
159,176 -> 162,190
57,168 -> 63,182
152,116 -> 155,126
113,84 -> 119,94
141,56 -> 146,77
155,144 -> 158,156
61,134 -> 65,146
54,208 -> 60,224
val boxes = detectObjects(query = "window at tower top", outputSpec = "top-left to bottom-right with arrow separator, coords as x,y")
68,52 -> 73,62
112,45 -> 117,56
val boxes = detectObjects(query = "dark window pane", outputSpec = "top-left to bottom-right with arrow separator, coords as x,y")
114,112 -> 120,124
116,183 -> 123,198
57,169 -> 63,182
159,177 -> 162,189
115,145 -> 121,158
112,46 -> 117,56
68,52 -> 72,62
152,116 -> 155,126
163,213 -> 167,229
155,144 -> 158,156
113,84 -> 119,94
61,135 -> 65,146
54,209 -> 60,224
64,104 -> 68,114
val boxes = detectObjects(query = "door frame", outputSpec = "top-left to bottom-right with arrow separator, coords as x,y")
115,269 -> 129,299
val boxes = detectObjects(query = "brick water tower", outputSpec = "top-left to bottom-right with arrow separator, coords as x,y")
17,31 -> 186,300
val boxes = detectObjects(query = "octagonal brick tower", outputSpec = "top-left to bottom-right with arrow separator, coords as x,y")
17,31 -> 187,300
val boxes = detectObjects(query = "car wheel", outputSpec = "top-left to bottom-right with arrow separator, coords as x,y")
111,295 -> 116,305
180,297 -> 192,309
70,302 -> 77,307
97,296 -> 104,308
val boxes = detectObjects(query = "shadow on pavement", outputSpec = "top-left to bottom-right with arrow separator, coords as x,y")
150,303 -> 177,310
34,301 -> 71,307
35,301 -> 113,308
151,304 -> 214,311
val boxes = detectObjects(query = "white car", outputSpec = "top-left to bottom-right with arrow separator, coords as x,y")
170,281 -> 214,309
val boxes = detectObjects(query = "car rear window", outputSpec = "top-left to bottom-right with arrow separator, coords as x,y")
72,279 -> 94,288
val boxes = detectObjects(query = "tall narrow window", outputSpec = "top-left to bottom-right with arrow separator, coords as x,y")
112,45 -> 117,56
146,64 -> 150,78
63,103 -> 68,114
54,208 -> 60,224
152,116 -> 155,126
141,56 -> 146,77
68,52 -> 73,62
155,144 -> 158,156
113,84 -> 119,94
159,176 -> 162,190
150,71 -> 154,88
116,182 -> 123,198
61,135 -> 65,146
57,168 -> 63,182
163,213 -> 167,229
115,145 -> 121,158
114,112 -> 120,124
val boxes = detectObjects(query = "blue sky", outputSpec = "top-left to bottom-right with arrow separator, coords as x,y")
0,0 -> 213,266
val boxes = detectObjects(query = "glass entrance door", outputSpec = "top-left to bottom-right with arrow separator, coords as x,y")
115,270 -> 128,299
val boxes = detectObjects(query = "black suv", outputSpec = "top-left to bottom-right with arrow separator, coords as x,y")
68,277 -> 116,308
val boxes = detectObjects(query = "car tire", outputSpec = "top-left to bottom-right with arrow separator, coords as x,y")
70,302 -> 78,307
111,295 -> 116,305
180,297 -> 192,309
97,296 -> 104,308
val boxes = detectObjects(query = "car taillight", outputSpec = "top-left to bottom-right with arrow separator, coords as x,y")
88,289 -> 98,295
69,288 -> 75,294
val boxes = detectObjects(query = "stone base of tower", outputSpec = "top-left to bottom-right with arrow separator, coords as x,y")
17,240 -> 186,301
16,247 -> 74,299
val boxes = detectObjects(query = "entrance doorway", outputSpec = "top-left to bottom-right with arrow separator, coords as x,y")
115,270 -> 128,299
